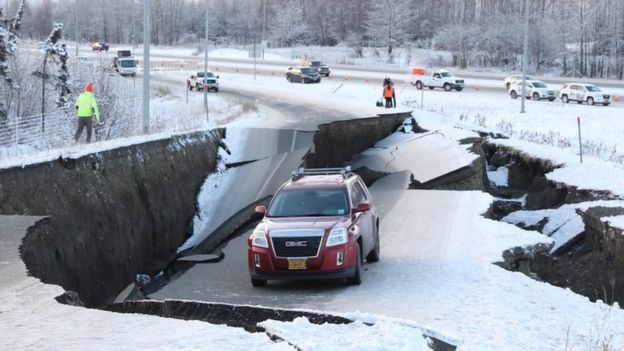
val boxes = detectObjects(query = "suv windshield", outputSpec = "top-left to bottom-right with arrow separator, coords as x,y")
440,72 -> 452,77
267,189 -> 349,217
586,85 -> 601,92
532,82 -> 546,88
197,72 -> 215,78
119,60 -> 135,68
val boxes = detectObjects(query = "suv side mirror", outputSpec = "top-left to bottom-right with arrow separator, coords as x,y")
255,205 -> 267,214
353,202 -> 370,213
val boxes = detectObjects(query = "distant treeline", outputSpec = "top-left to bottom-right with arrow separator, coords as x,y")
7,0 -> 624,78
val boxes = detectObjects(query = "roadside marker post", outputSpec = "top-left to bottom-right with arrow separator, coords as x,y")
577,116 -> 583,163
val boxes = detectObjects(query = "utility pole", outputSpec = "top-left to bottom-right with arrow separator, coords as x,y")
262,0 -> 266,59
143,0 -> 150,133
520,0 -> 529,113
204,8 -> 209,122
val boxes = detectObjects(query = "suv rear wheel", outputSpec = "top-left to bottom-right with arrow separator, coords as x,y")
347,243 -> 362,285
415,81 -> 423,90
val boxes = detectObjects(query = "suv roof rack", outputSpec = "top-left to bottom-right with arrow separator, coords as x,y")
291,166 -> 353,181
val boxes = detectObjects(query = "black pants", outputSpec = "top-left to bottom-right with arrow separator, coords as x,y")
385,97 -> 393,108
74,117 -> 94,142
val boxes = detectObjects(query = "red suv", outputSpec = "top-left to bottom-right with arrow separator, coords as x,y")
248,167 -> 380,286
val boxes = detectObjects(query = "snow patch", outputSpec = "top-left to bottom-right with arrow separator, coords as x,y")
487,166 -> 509,187
502,200 -> 624,252
601,215 -> 624,231
259,317 -> 433,351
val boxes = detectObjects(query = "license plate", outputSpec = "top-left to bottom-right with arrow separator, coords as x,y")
288,259 -> 307,270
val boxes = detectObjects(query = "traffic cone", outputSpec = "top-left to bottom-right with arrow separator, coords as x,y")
474,84 -> 480,91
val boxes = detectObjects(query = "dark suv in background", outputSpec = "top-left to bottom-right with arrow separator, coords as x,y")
302,60 -> 331,77
248,167 -> 380,287
285,66 -> 322,83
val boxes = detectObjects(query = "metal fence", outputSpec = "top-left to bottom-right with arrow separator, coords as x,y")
0,96 -> 218,161
0,112 -> 74,157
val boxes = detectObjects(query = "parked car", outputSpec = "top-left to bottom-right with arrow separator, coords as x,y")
91,42 -> 109,51
301,60 -> 331,77
285,66 -> 321,83
558,83 -> 611,106
411,69 -> 464,91
504,74 -> 535,89
508,80 -> 556,101
248,167 -> 380,287
187,71 -> 219,92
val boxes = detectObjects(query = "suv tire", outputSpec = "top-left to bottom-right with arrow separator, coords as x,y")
251,278 -> 267,287
443,83 -> 452,91
587,97 -> 594,105
532,92 -> 540,100
562,95 -> 569,103
510,90 -> 518,99
347,243 -> 362,285
287,76 -> 292,83
415,81 -> 423,90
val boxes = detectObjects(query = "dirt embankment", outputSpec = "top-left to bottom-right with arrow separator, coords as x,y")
0,131 -> 223,307
484,141 -> 624,306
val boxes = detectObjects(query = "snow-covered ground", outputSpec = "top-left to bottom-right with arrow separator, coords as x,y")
2,51 -> 624,350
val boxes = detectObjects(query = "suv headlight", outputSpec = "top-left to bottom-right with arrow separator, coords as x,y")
251,229 -> 269,248
326,227 -> 347,247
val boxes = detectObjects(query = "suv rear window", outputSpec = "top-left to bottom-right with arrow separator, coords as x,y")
268,189 -> 349,217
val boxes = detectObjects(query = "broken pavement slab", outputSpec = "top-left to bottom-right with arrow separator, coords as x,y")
351,130 -> 480,186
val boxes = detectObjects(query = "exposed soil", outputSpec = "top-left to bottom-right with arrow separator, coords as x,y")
483,140 -> 624,307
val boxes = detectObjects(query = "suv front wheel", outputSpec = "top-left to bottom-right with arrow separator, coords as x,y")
366,227 -> 380,263
347,243 -> 362,285
562,95 -> 569,103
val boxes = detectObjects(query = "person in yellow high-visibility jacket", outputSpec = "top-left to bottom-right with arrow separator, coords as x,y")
74,82 -> 100,143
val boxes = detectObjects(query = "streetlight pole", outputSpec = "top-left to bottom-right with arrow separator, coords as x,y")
143,0 -> 150,133
204,8 -> 209,122
520,0 -> 529,114
262,0 -> 266,59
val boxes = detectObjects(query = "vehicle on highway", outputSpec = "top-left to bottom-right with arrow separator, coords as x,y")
187,71 -> 219,92
508,80 -> 556,101
91,42 -> 109,51
113,49 -> 132,69
558,83 -> 611,106
285,66 -> 322,83
248,167 -> 380,287
301,60 -> 331,77
503,74 -> 535,89
411,69 -> 464,91
115,57 -> 137,77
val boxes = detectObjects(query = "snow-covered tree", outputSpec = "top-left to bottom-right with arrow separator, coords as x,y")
364,0 -> 411,55
38,22 -> 71,120
0,0 -> 25,121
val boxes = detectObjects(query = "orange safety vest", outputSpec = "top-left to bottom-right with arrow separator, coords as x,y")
384,85 -> 394,98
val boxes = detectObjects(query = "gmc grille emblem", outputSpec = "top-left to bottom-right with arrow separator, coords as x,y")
285,240 -> 307,247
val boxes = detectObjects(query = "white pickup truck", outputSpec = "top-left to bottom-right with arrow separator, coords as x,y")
187,71 -> 219,92
411,69 -> 465,91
